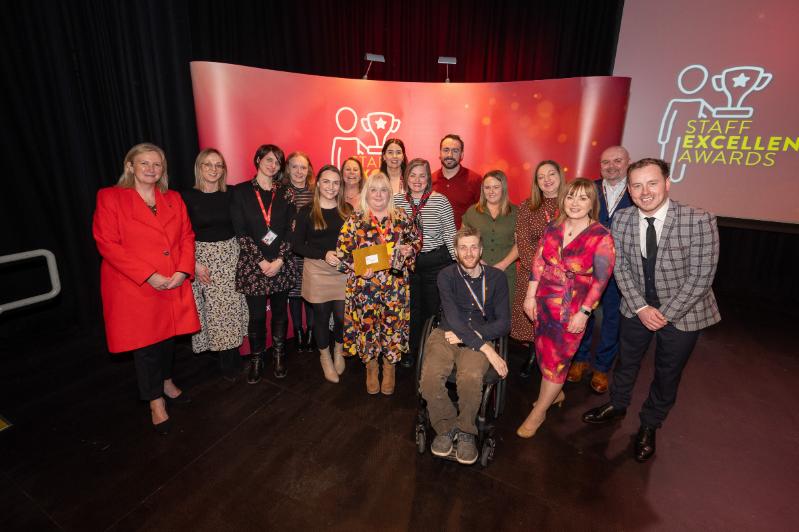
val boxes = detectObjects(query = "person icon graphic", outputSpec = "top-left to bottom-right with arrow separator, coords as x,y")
330,107 -> 369,168
658,64 -> 715,183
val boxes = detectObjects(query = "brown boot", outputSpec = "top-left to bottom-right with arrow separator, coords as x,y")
590,370 -> 609,393
333,342 -> 346,375
381,357 -> 395,395
567,361 -> 589,383
366,358 -> 379,394
319,347 -> 339,383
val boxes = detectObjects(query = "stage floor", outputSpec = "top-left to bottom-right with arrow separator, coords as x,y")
1,300 -> 797,531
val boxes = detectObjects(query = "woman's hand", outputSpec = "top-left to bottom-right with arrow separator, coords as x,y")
325,250 -> 341,267
264,258 -> 284,277
361,268 -> 374,279
195,262 -> 212,285
399,244 -> 414,258
258,259 -> 270,275
165,272 -> 188,289
146,272 -> 170,290
567,311 -> 589,334
523,296 -> 537,322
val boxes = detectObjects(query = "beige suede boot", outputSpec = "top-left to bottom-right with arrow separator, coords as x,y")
366,358 -> 380,394
333,342 -> 346,375
319,347 -> 339,383
380,357 -> 395,396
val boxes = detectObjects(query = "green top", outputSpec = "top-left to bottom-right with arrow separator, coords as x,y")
461,203 -> 518,296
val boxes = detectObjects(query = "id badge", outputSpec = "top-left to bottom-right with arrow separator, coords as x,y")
261,229 -> 278,245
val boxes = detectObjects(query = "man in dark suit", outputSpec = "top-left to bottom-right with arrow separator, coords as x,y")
570,146 -> 633,393
582,158 -> 720,462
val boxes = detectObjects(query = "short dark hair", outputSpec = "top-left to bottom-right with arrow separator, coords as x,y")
453,225 -> 482,248
253,144 -> 286,182
440,133 -> 464,151
627,158 -> 670,179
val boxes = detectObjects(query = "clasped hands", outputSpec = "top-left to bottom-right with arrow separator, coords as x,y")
637,306 -> 668,331
147,271 -> 188,290
258,258 -> 284,277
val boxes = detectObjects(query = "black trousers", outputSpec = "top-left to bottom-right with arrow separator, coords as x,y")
610,315 -> 700,428
409,246 -> 452,356
311,300 -> 344,350
245,291 -> 289,341
133,337 -> 175,401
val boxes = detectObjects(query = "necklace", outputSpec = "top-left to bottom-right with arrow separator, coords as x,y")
566,219 -> 588,237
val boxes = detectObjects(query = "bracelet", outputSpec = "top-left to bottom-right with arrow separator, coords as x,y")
580,307 -> 591,317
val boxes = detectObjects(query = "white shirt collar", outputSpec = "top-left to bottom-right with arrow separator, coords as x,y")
638,198 -> 670,222
603,178 -> 626,190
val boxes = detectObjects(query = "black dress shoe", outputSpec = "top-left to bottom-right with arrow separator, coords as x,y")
582,402 -> 627,424
153,418 -> 172,435
634,426 -> 656,462
164,392 -> 192,405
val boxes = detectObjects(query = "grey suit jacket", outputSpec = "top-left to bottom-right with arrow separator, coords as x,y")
612,200 -> 721,332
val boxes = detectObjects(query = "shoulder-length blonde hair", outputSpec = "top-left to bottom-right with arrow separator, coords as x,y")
475,170 -> 512,216
117,143 -> 168,192
556,177 -> 599,224
193,148 -> 227,192
359,172 -> 397,221
529,159 -> 564,211
311,165 -> 353,230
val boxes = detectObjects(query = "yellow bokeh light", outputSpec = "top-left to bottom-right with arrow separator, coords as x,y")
557,133 -> 568,143
537,101 -> 554,118
481,116 -> 491,126
591,140 -> 598,146
510,101 -> 519,111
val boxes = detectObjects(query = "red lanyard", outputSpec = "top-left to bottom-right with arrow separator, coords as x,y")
254,186 -> 274,227
370,213 -> 393,244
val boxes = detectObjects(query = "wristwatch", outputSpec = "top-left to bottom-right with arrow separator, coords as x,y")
580,307 -> 592,317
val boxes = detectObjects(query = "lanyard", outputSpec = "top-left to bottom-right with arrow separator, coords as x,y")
254,186 -> 274,227
370,213 -> 393,244
457,264 -> 487,318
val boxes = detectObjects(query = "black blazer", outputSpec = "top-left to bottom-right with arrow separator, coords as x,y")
230,179 -> 295,261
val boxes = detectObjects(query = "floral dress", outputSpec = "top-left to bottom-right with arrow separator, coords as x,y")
337,209 -> 421,363
532,222 -> 615,383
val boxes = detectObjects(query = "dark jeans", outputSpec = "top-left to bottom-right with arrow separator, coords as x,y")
312,300 -> 344,350
409,246 -> 452,356
246,291 -> 289,342
573,276 -> 622,372
610,315 -> 700,428
133,337 -> 175,401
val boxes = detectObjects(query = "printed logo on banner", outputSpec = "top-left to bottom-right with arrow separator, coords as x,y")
658,64 -> 797,183
330,106 -> 402,173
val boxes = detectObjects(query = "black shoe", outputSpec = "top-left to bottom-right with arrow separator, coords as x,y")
303,329 -> 315,352
247,355 -> 263,384
634,426 -> 656,462
273,336 -> 287,379
293,329 -> 305,353
400,354 -> 415,369
153,418 -> 171,435
519,352 -> 536,378
582,402 -> 627,424
164,392 -> 191,405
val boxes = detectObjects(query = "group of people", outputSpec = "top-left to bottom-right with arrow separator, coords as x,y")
93,135 -> 720,467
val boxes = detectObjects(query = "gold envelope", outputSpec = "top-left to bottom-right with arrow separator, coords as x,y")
352,243 -> 390,276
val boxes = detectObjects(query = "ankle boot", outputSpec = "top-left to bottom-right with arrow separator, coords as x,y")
293,329 -> 305,353
333,342 -> 346,375
365,358 -> 379,394
219,348 -> 241,382
303,329 -> 315,352
381,357 -> 395,395
319,347 -> 339,383
519,347 -> 536,378
247,333 -> 266,385
272,334 -> 287,379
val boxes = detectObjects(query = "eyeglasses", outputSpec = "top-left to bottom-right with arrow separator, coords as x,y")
201,162 -> 225,171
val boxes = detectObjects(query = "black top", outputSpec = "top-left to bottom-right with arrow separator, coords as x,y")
437,263 -> 510,351
180,188 -> 235,242
230,179 -> 295,261
291,205 -> 347,260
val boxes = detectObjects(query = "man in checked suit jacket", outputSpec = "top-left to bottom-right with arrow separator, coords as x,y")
582,157 -> 720,462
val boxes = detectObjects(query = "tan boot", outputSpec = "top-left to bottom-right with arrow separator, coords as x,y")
319,347 -> 339,383
333,342 -> 346,375
380,357 -> 395,395
366,358 -> 379,394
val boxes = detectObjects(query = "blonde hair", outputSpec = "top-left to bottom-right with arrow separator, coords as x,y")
359,172 -> 397,221
529,160 -> 563,211
117,143 -> 168,192
311,165 -> 352,230
475,170 -> 511,216
556,177 -> 599,224
193,148 -> 227,192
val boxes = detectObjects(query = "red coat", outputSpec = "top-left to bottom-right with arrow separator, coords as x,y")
93,187 -> 200,353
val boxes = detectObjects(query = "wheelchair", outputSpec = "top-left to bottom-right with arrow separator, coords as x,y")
414,312 -> 508,467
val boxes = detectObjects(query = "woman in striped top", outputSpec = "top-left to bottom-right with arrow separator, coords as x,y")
394,158 -> 456,369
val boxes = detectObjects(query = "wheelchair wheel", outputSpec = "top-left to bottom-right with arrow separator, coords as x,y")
480,437 -> 496,467
415,425 -> 427,454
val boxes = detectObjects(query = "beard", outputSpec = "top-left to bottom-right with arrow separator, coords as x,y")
441,158 -> 459,169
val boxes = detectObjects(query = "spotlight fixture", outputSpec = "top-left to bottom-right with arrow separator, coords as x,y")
438,56 -> 457,83
362,53 -> 385,80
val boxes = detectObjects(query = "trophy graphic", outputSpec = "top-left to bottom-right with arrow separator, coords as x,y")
711,66 -> 772,119
361,112 -> 401,154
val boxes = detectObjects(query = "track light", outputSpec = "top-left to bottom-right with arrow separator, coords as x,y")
362,53 -> 385,80
438,56 -> 457,83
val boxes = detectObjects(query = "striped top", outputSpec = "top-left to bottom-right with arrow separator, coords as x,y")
394,191 -> 457,259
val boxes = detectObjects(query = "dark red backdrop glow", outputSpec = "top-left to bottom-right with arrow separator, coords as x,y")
190,62 -> 630,202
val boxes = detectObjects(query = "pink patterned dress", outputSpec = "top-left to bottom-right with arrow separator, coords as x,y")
531,222 -> 615,383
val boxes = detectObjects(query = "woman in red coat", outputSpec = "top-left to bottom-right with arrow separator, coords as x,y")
93,143 -> 200,434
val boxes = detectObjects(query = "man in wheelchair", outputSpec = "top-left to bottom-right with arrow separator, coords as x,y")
420,226 -> 510,464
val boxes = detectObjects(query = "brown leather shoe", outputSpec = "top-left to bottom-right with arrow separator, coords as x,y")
366,358 -> 379,394
591,370 -> 609,393
567,361 -> 589,383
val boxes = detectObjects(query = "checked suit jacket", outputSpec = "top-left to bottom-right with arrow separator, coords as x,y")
612,200 -> 721,332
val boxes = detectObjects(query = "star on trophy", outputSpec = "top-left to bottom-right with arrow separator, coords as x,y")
360,112 -> 401,154
711,66 -> 772,119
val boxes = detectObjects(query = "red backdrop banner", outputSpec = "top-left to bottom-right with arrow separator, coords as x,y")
190,62 -> 630,203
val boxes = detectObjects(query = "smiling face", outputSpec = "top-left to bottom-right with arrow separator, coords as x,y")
563,185 -> 593,221
628,164 -> 670,216
482,176 -> 503,205
317,169 -> 341,202
600,146 -> 630,184
366,181 -> 390,213
536,163 -> 561,198
342,159 -> 362,187
128,151 -> 164,188
456,235 -> 482,270
382,142 -> 404,171
288,155 -> 310,187
258,151 -> 280,179
406,164 -> 429,196
440,138 -> 463,170
199,152 -> 225,191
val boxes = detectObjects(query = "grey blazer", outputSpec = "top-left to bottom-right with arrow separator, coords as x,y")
612,200 -> 721,332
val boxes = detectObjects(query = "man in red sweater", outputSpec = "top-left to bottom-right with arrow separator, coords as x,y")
430,134 -> 482,227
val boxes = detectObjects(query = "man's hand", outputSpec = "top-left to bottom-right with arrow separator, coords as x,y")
637,306 -> 668,331
480,343 -> 508,378
444,331 -> 462,345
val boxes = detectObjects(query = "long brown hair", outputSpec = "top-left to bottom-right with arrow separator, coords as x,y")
475,170 -> 512,216
311,165 -> 352,230
529,159 -> 564,210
